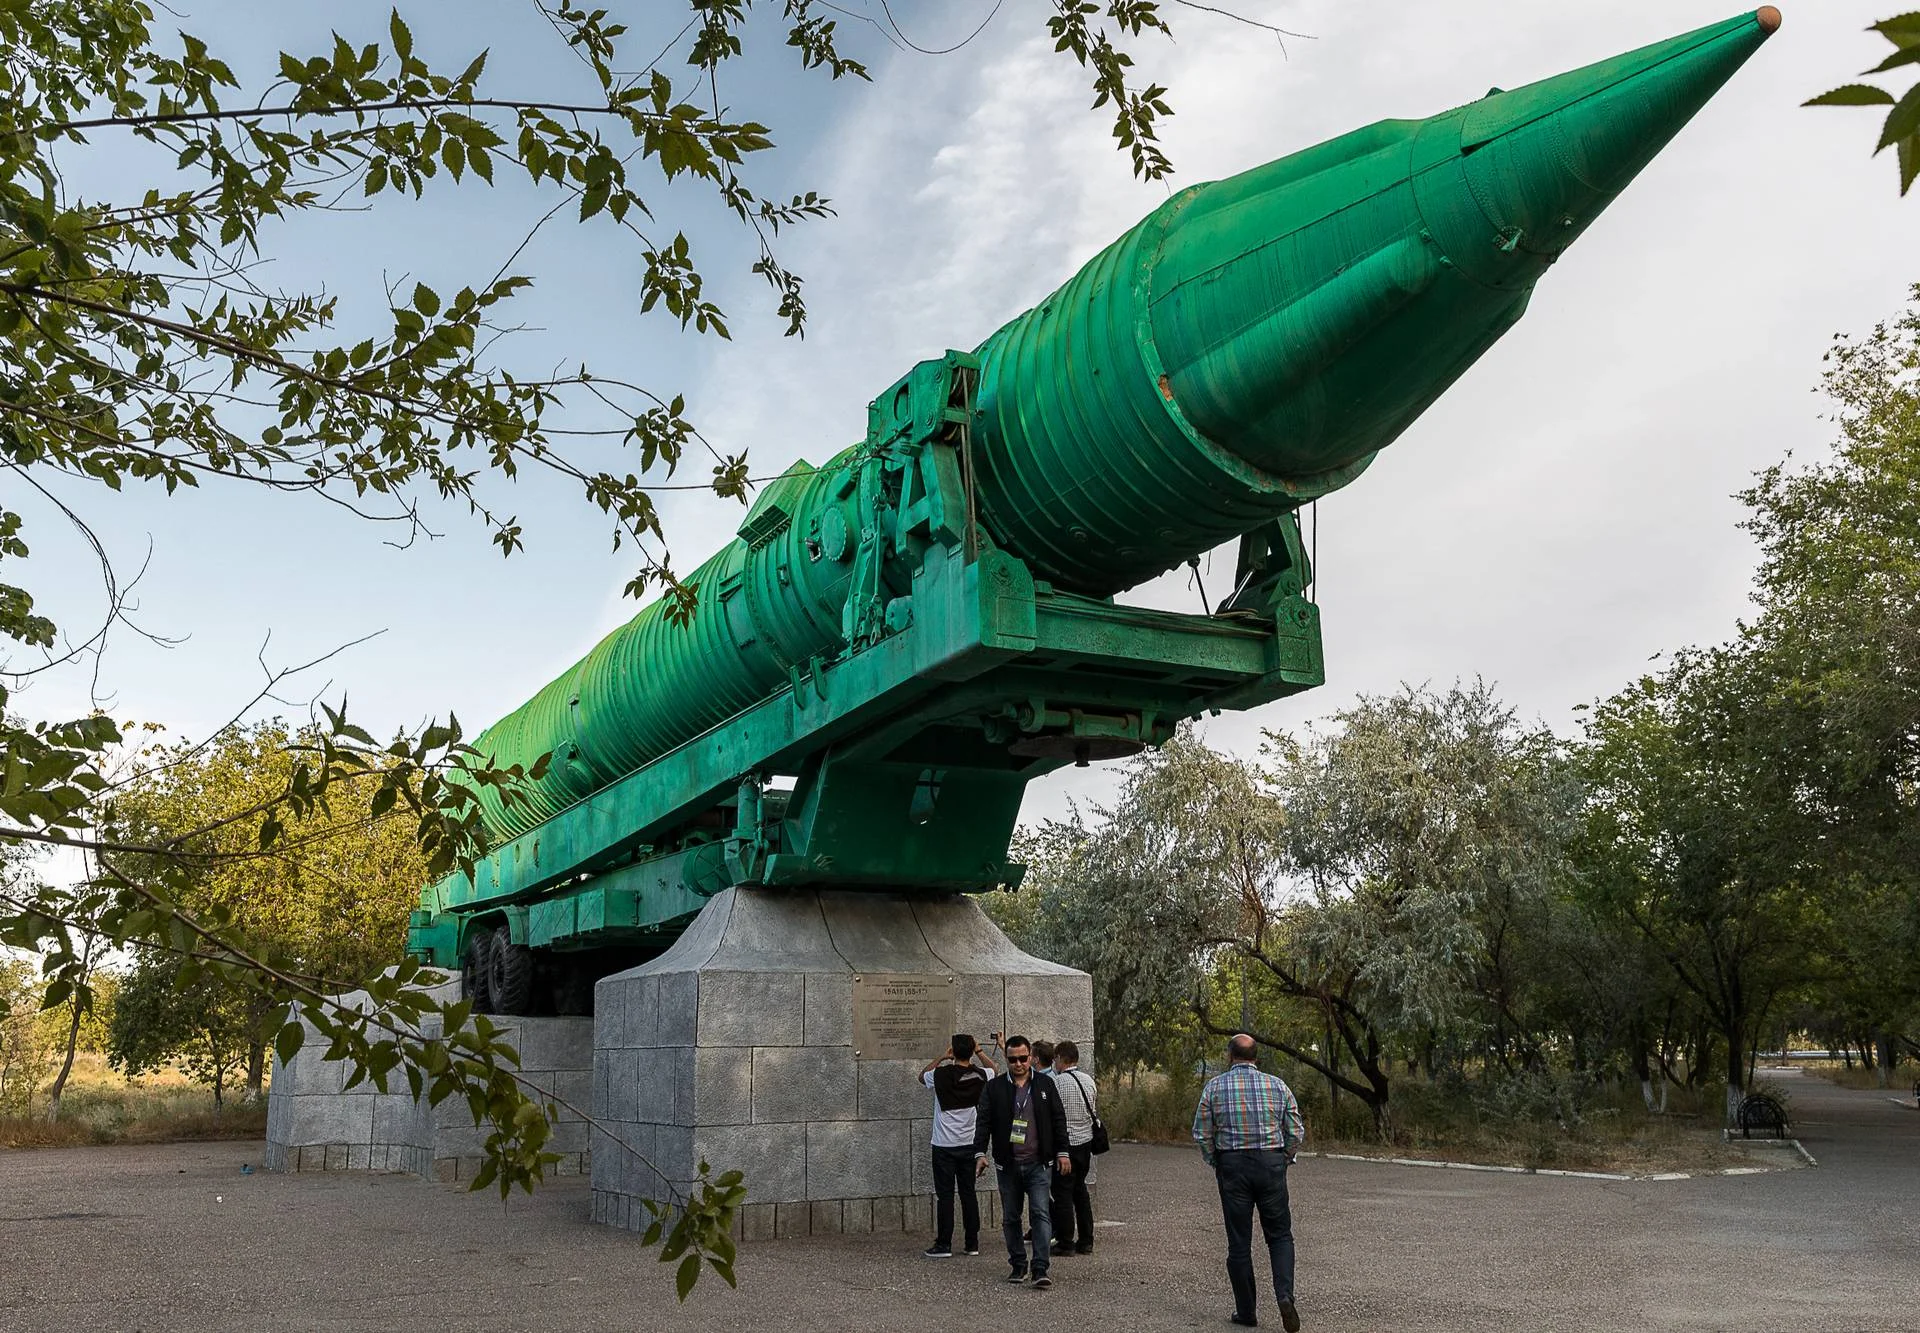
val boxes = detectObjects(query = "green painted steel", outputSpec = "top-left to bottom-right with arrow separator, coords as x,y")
412,14 -> 1775,980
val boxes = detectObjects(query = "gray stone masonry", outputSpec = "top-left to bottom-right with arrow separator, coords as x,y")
591,888 -> 1093,1239
265,969 -> 593,1180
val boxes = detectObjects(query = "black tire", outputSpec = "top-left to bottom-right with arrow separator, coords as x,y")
488,924 -> 536,1016
464,930 -> 496,1013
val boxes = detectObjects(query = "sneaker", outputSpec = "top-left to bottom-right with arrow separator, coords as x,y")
1032,1275 -> 1054,1291
963,1243 -> 980,1256
1073,1243 -> 1093,1255
922,1244 -> 952,1259
1049,1242 -> 1071,1256
1229,1315 -> 1258,1328
1278,1299 -> 1301,1332
1005,1268 -> 1029,1284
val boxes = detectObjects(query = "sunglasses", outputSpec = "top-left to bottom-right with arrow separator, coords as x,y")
1007,1054 -> 1031,1062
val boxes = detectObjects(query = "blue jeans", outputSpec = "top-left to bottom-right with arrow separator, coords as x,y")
996,1160 -> 1053,1276
1215,1149 -> 1295,1319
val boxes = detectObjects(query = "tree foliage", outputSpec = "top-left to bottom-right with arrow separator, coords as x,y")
107,952 -> 252,1108
1004,687 -> 1585,1128
1809,13 -> 1920,194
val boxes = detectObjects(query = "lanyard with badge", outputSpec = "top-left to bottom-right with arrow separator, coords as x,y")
1010,1083 -> 1031,1146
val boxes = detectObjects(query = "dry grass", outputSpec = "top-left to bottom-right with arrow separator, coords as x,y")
1100,1067 -> 1770,1176
0,1052 -> 266,1150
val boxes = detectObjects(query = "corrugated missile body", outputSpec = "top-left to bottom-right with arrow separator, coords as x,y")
411,13 -> 1778,1012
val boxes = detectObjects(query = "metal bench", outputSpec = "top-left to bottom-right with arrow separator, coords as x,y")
1736,1092 -> 1789,1139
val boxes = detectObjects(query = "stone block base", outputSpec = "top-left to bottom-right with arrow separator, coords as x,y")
590,888 -> 1093,1235
265,971 -> 593,1180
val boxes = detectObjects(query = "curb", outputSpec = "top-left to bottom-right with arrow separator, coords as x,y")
1300,1145 -> 1812,1181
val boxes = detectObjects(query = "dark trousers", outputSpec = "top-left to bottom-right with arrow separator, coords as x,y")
1215,1149 -> 1296,1320
930,1145 -> 979,1249
1050,1143 -> 1094,1249
996,1161 -> 1053,1277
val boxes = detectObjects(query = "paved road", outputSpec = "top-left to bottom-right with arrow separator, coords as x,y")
1,1069 -> 1913,1331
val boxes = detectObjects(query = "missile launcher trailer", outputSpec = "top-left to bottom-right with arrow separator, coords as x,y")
405,11 -> 1781,1020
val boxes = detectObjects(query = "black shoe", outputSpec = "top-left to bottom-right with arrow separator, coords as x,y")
963,1243 -> 980,1256
1032,1275 -> 1054,1290
1049,1242 -> 1071,1256
1073,1243 -> 1093,1255
1230,1316 -> 1258,1328
1278,1299 -> 1301,1332
1006,1269 -> 1029,1284
923,1244 -> 952,1259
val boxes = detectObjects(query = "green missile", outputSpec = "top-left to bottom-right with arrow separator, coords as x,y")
458,11 -> 1777,841
971,7 -> 1781,595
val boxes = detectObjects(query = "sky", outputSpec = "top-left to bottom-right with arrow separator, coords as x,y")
12,0 -> 1915,828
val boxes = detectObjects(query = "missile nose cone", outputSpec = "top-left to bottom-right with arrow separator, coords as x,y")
1417,9 -> 1780,286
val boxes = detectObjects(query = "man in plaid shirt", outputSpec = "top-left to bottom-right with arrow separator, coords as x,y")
1193,1034 -> 1306,1331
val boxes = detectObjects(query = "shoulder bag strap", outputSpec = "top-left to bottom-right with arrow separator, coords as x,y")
1067,1069 -> 1095,1117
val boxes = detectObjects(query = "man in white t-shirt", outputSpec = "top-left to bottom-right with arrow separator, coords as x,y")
1049,1039 -> 1098,1255
919,1033 -> 996,1258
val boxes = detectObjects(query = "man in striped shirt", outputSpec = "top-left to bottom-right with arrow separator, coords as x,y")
1192,1034 -> 1306,1331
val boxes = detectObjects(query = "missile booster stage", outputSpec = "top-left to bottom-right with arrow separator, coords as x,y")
408,11 -> 1779,1014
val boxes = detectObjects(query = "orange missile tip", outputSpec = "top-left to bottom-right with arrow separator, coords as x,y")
1756,6 -> 1782,34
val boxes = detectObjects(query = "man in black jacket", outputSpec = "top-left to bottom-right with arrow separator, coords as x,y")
974,1034 -> 1072,1288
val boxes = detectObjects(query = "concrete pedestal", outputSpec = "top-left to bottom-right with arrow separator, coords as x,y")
265,973 -> 593,1181
588,888 -> 1093,1239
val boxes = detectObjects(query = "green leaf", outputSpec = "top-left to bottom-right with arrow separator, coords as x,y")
1805,83 -> 1896,107
413,283 -> 440,317
1868,45 -> 1920,75
1900,133 -> 1920,194
275,1020 -> 306,1067
1878,80 -> 1920,150
1871,12 -> 1920,47
674,1253 -> 700,1302
390,8 -> 414,60
579,179 -> 610,221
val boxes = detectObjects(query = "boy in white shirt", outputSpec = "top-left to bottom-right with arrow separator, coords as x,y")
920,1033 -> 996,1257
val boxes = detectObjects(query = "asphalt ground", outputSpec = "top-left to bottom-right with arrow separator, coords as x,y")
1,1069 -> 1914,1332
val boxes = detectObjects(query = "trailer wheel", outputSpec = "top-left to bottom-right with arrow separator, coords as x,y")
488,924 -> 536,1016
464,931 -> 496,1013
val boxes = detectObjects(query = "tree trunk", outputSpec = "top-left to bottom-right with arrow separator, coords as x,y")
1324,1008 -> 1340,1115
43,938 -> 95,1123
43,1000 -> 83,1123
1875,1030 -> 1896,1088
245,1041 -> 266,1100
1723,1019 -> 1747,1127
1630,1027 -> 1656,1113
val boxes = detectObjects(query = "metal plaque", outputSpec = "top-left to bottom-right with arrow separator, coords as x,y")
851,973 -> 955,1062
